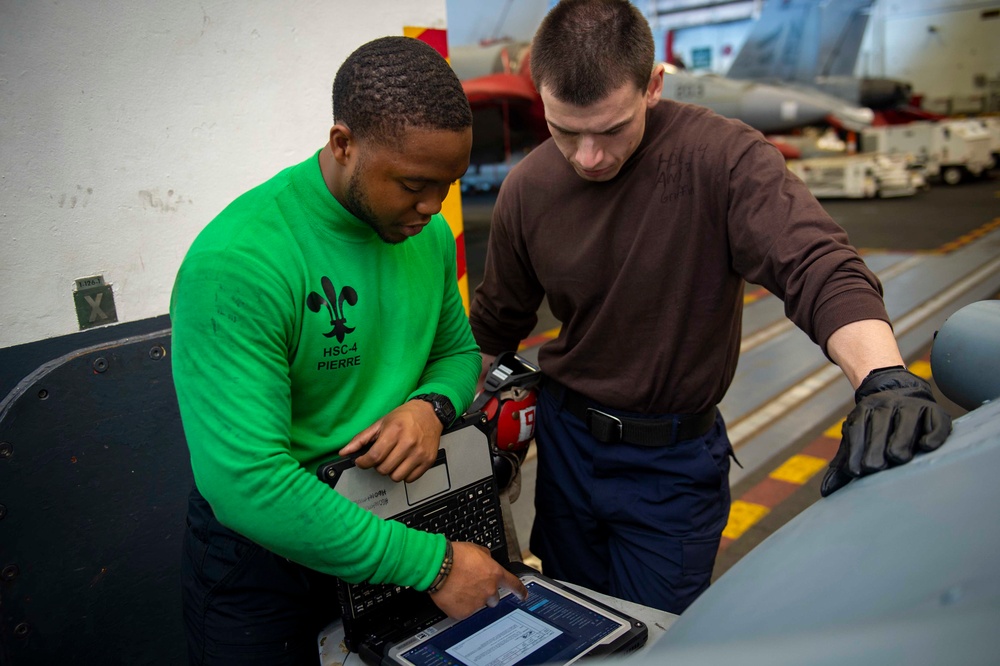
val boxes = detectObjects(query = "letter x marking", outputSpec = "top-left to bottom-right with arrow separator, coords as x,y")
85,293 -> 108,322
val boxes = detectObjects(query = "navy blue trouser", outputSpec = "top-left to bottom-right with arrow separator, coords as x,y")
529,386 -> 733,614
181,487 -> 341,665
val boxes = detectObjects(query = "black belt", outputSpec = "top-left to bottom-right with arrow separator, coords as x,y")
548,380 -> 717,447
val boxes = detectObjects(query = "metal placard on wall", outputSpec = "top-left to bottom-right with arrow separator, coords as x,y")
73,275 -> 118,330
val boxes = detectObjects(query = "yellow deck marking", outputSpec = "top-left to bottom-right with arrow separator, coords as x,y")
938,218 -> 1000,253
522,553 -> 543,571
769,454 -> 829,485
908,359 -> 932,379
518,327 -> 560,350
824,418 -> 845,439
722,501 -> 771,540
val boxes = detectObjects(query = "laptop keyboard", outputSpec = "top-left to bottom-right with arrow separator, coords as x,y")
344,477 -> 504,618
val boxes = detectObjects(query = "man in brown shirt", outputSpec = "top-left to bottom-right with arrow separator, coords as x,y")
469,0 -> 950,614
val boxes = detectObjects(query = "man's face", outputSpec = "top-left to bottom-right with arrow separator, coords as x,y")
342,126 -> 472,244
539,70 -> 663,182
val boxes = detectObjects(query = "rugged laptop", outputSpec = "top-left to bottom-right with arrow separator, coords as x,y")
318,414 -> 647,666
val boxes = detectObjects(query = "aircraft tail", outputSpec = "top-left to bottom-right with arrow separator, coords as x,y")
728,0 -> 874,83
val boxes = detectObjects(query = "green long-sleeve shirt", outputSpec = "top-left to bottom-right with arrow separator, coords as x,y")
170,150 -> 480,589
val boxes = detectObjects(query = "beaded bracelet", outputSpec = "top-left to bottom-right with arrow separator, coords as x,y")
427,541 -> 454,594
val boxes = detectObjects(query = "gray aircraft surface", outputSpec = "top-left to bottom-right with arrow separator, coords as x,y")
453,38 -> 875,165
726,0 -> 913,110
632,300 -> 1000,664
659,62 -> 874,134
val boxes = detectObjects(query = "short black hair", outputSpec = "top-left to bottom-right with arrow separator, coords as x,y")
531,0 -> 654,106
332,36 -> 472,146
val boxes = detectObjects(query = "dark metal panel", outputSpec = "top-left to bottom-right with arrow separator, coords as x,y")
0,330 -> 190,665
0,314 -> 172,401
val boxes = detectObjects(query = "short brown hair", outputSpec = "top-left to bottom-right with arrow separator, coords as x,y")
531,0 -> 654,106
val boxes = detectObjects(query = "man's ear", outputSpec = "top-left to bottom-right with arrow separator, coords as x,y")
329,124 -> 353,165
646,64 -> 664,108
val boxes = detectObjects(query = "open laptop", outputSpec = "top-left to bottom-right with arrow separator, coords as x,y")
317,413 -> 648,666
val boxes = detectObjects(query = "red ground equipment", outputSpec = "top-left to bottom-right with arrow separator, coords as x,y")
469,352 -> 542,491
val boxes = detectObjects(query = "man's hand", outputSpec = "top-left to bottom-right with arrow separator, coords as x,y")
821,366 -> 952,497
429,542 -> 528,619
339,401 -> 443,483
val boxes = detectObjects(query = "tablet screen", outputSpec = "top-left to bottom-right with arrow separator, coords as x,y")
393,578 -> 630,666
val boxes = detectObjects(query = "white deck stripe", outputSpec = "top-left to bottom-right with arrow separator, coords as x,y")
728,254 -> 1000,447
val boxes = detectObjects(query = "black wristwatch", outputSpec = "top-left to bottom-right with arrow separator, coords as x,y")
412,393 -> 456,428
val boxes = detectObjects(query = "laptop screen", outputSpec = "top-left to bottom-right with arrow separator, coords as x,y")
391,576 -> 634,666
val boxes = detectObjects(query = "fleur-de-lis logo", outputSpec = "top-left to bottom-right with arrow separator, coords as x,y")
307,276 -> 358,342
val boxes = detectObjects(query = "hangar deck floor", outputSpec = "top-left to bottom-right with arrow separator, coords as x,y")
461,170 -> 1000,584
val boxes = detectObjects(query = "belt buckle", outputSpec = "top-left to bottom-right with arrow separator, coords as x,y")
586,408 -> 623,443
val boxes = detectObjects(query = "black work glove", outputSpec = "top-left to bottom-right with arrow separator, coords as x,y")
821,366 -> 952,497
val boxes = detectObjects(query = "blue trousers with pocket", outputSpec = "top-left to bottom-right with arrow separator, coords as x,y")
529,385 -> 733,614
181,487 -> 341,665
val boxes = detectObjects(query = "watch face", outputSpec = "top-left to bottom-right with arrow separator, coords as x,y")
436,397 -> 457,423
415,393 -> 455,426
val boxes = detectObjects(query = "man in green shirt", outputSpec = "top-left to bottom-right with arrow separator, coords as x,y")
171,36 -> 525,665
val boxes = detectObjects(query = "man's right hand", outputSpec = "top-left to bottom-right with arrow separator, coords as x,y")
338,401 -> 444,483
429,541 -> 527,619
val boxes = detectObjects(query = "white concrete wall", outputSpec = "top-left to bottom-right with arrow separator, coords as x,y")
0,1 -> 447,349
860,0 -> 1000,113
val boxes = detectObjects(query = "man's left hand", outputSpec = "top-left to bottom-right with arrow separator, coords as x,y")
821,366 -> 952,497
340,401 -> 443,482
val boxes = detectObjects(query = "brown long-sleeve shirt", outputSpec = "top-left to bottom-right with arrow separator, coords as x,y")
470,101 -> 888,414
